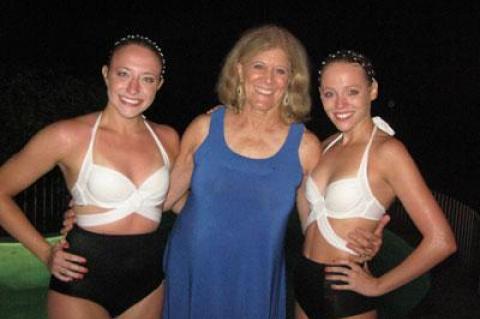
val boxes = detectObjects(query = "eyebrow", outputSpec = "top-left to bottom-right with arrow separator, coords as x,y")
114,66 -> 159,76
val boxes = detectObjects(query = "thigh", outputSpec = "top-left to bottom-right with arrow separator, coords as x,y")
118,282 -> 165,319
47,290 -> 110,319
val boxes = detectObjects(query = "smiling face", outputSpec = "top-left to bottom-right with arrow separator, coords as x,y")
319,62 -> 378,133
102,44 -> 164,118
237,48 -> 290,113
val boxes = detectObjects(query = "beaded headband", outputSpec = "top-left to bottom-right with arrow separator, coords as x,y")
318,49 -> 375,83
113,34 -> 166,76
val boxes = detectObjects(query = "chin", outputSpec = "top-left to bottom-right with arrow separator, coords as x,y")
118,106 -> 147,118
330,119 -> 353,133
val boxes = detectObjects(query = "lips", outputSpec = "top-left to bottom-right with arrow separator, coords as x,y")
332,111 -> 354,120
254,86 -> 275,96
119,95 -> 143,106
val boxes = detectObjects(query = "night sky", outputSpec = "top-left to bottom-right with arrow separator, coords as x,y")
1,1 -> 479,209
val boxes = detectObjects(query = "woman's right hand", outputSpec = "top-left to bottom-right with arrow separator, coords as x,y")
60,208 -> 76,236
48,239 -> 88,281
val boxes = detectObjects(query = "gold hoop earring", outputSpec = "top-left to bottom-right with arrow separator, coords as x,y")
283,92 -> 289,106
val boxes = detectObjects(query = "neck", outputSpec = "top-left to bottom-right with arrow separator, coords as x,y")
340,117 -> 374,145
238,105 -> 284,130
101,106 -> 145,134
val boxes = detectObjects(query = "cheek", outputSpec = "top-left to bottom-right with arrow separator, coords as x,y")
146,86 -> 159,99
277,77 -> 289,90
108,79 -> 127,92
321,97 -> 334,109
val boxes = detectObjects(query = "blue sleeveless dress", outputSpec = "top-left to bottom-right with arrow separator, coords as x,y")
163,107 -> 304,319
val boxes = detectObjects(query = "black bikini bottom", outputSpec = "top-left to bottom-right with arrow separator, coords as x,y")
294,255 -> 376,319
49,224 -> 165,317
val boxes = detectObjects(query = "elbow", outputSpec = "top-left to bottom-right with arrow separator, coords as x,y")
445,237 -> 457,256
437,232 -> 457,259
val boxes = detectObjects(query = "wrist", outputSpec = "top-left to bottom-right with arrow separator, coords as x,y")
38,243 -> 53,266
373,277 -> 391,296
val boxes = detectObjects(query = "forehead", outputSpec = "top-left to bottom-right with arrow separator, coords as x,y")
111,44 -> 162,72
321,62 -> 368,85
245,48 -> 289,65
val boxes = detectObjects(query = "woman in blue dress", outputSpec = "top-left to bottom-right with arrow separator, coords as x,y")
162,26 -> 386,319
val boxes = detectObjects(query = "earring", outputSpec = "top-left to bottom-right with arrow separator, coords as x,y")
237,84 -> 244,101
283,92 -> 289,106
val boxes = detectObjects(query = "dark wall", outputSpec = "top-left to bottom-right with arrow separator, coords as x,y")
0,1 -> 478,236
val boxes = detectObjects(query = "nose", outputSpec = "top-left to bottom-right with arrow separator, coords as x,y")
335,95 -> 347,109
264,68 -> 274,83
127,77 -> 140,94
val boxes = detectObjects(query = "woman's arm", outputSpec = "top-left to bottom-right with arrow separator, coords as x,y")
163,113 -> 211,212
296,129 -> 322,227
0,122 -> 71,263
0,121 -> 88,281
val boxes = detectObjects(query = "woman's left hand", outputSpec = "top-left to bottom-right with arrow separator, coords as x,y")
325,260 -> 382,297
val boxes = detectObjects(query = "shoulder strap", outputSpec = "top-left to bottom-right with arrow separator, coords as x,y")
357,125 -> 377,179
206,106 -> 226,144
358,117 -> 395,178
281,122 -> 304,154
323,133 -> 343,154
143,117 -> 170,168
77,113 -> 102,183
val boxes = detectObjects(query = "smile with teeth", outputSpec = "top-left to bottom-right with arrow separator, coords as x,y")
334,112 -> 354,120
254,87 -> 275,95
120,96 -> 143,106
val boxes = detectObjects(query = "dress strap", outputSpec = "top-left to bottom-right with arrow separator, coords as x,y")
207,106 -> 226,145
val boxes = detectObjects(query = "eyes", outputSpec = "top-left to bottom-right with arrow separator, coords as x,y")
248,62 -> 290,77
115,69 -> 159,85
321,88 -> 360,99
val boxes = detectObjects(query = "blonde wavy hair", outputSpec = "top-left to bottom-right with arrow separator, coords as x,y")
216,24 -> 311,123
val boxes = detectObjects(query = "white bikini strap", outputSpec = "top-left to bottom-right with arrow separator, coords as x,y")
76,113 -> 103,184
87,113 -> 103,157
358,116 -> 395,178
143,117 -> 170,168
323,133 -> 343,154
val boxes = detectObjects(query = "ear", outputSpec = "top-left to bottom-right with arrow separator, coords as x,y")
369,79 -> 378,101
101,65 -> 109,84
157,78 -> 165,91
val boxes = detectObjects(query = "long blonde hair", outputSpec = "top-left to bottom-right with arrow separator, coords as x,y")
216,24 -> 311,123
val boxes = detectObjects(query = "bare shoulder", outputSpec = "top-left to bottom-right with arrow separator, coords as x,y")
372,134 -> 418,178
184,112 -> 212,141
374,134 -> 410,162
32,112 -> 98,150
0,113 -> 98,179
299,128 -> 322,173
300,128 -> 322,151
148,121 -> 180,143
148,121 -> 181,157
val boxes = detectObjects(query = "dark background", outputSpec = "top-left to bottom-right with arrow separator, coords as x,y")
0,1 -> 479,228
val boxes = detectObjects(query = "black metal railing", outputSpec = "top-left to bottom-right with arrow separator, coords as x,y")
0,168 -> 69,238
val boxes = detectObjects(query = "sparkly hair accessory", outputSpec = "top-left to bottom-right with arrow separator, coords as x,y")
319,49 -> 375,83
114,34 -> 166,76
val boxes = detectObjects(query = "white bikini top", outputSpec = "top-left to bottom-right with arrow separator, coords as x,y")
304,117 -> 395,254
71,113 -> 170,227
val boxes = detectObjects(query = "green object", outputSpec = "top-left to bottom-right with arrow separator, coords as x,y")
370,230 -> 431,319
0,236 -> 60,319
